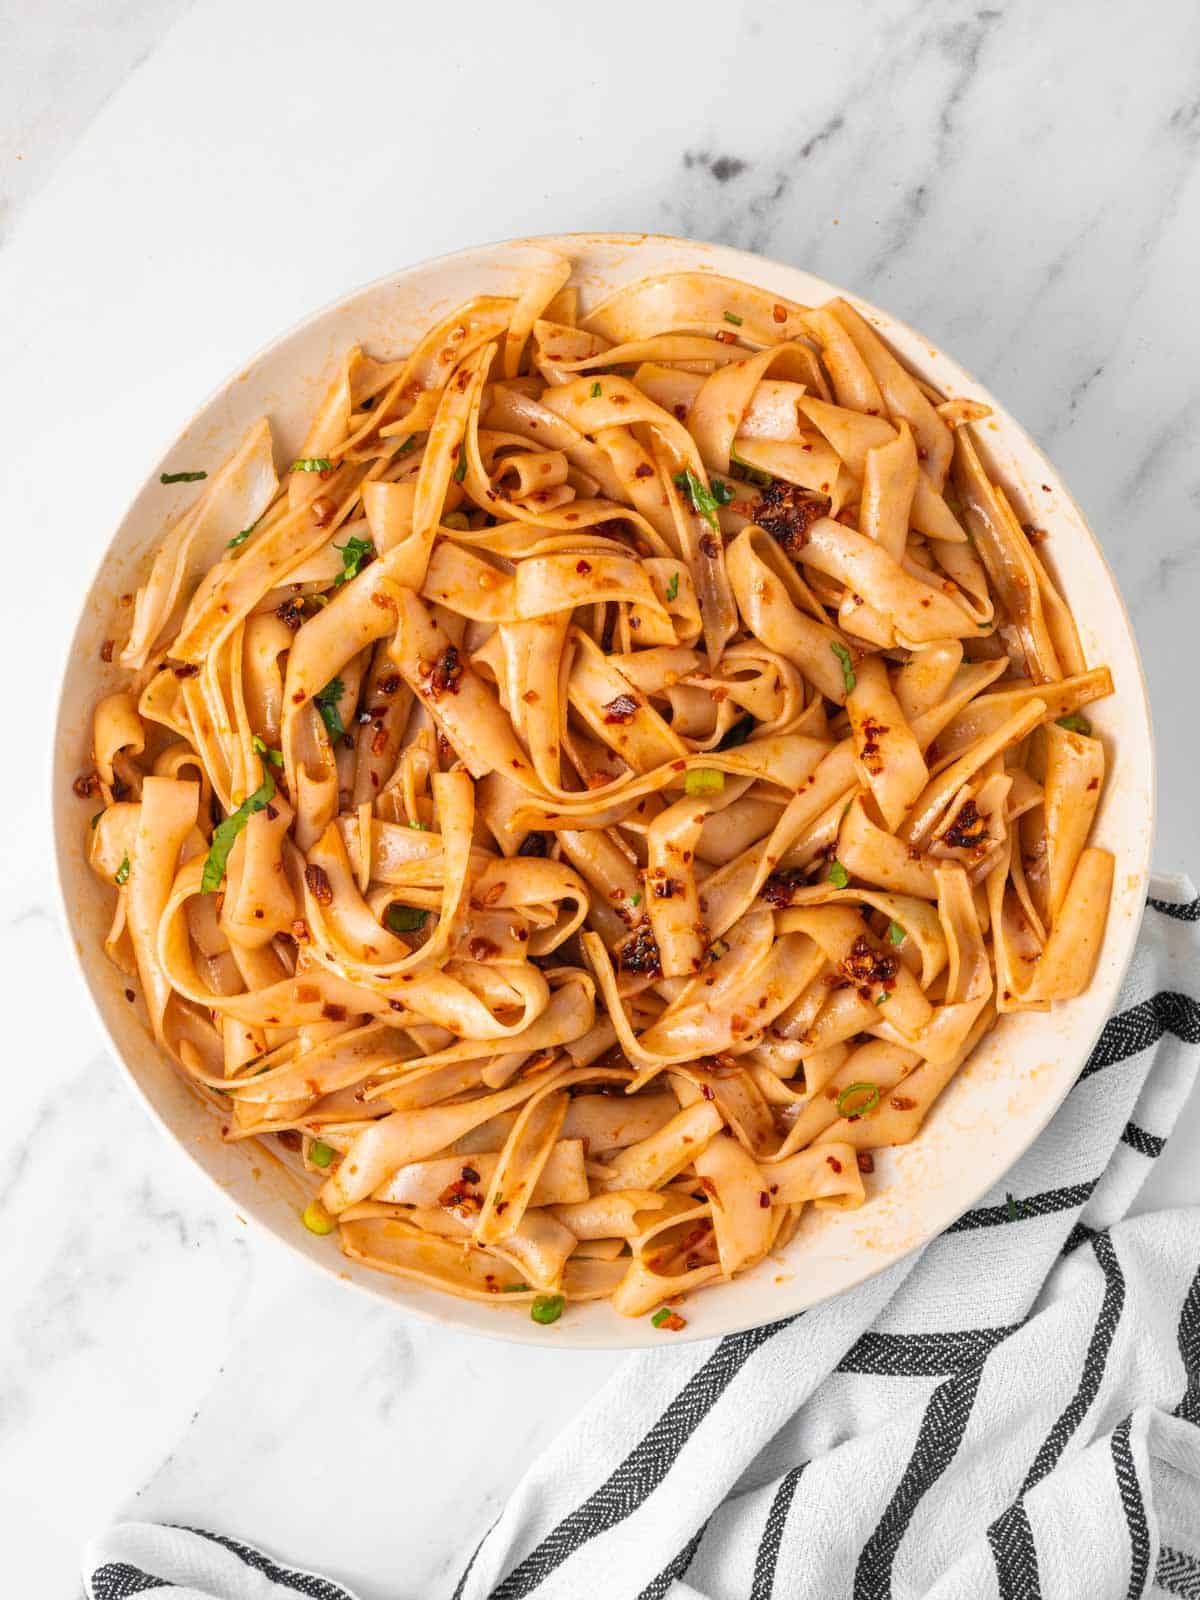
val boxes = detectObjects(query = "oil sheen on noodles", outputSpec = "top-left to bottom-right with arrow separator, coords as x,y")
77,253 -> 1115,1328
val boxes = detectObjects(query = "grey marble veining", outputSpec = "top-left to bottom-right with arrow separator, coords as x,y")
2,1 -> 1199,1593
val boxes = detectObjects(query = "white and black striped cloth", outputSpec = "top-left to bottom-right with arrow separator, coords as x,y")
86,877 -> 1200,1600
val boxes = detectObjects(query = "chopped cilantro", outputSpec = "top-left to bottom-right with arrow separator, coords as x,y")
673,467 -> 721,530
333,533 -> 375,587
453,445 -> 467,483
251,735 -> 283,769
291,458 -> 332,473
314,677 -> 345,741
160,470 -> 206,484
200,777 -> 275,894
114,853 -> 130,886
887,920 -> 906,946
723,311 -> 744,326
590,381 -> 602,398
729,445 -> 772,488
829,859 -> 850,889
227,523 -> 255,548
665,571 -> 680,602
1056,714 -> 1092,735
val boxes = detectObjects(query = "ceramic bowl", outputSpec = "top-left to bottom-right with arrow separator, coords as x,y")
52,233 -> 1154,1347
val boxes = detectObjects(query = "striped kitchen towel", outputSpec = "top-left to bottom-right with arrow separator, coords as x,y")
85,878 -> 1200,1600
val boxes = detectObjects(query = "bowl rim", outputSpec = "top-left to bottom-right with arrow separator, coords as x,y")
50,229 -> 1156,1349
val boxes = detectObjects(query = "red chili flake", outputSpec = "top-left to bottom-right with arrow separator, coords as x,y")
772,304 -> 788,323
760,870 -> 803,909
618,921 -> 661,977
943,798 -> 989,851
858,715 -> 889,775
388,999 -> 405,1013
890,1095 -> 916,1111
601,693 -> 639,725
124,988 -> 135,1002
172,662 -> 200,679
460,1165 -> 481,1184
575,559 -> 592,575
468,937 -> 500,961
715,329 -> 736,344
699,534 -> 719,559
634,462 -> 654,479
425,646 -> 463,698
700,1083 -> 715,1101
843,934 -> 897,991
291,919 -> 309,942
653,878 -> 681,900
304,864 -> 334,905
856,1152 -> 875,1173
99,639 -> 115,662
378,673 -> 401,695
656,1311 -> 687,1332
72,771 -> 101,799
673,404 -> 688,421
370,727 -> 389,756
755,482 -> 831,558
276,1130 -> 302,1151
826,1155 -> 843,1174
437,1177 -> 481,1212
321,1003 -> 346,1021
758,1190 -> 770,1208
276,598 -> 305,630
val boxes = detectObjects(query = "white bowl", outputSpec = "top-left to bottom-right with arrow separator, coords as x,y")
52,233 -> 1154,1348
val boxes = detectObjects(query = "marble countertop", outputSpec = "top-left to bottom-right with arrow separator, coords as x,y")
3,2 -> 1199,1593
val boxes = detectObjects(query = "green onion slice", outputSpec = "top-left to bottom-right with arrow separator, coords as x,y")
836,1081 -> 881,1119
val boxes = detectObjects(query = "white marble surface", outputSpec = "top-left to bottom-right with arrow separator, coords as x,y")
3,1 -> 1200,1593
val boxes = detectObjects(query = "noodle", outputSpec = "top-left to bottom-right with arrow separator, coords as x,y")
75,258 -> 1115,1326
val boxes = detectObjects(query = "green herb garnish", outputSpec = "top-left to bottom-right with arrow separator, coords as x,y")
385,904 -> 429,934
836,1081 -> 880,1119
665,572 -> 680,602
831,640 -> 857,695
829,859 -> 850,889
1056,714 -> 1092,735
673,467 -> 721,531
408,819 -> 429,831
200,777 -> 275,894
590,381 -> 602,398
1006,1192 -> 1020,1222
160,470 -> 206,484
629,891 -> 642,908
501,1281 -> 531,1293
227,523 -> 255,548
875,990 -> 891,1004
710,478 -> 735,505
114,853 -> 131,886
453,446 -> 467,483
397,435 -> 417,456
530,1294 -> 564,1325
309,1139 -> 335,1169
291,458 -> 332,473
887,921 -> 906,947
252,735 -> 283,769
314,677 -> 345,741
729,445 -> 772,488
723,311 -> 743,326
684,767 -> 725,797
333,533 -> 375,587
90,811 -> 104,830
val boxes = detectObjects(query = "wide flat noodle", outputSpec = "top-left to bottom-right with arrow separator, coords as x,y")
77,257 -> 1116,1326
